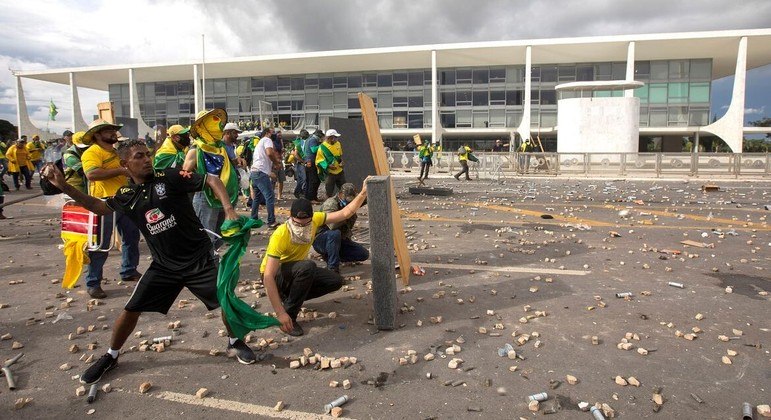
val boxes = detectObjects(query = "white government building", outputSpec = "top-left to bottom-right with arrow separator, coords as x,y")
12,28 -> 771,153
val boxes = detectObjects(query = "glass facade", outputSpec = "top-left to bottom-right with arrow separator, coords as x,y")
108,59 -> 712,130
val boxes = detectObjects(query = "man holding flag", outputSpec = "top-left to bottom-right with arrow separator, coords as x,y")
315,129 -> 346,199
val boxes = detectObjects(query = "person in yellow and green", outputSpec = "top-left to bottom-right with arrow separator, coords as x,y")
26,134 -> 46,174
0,137 -> 8,184
7,137 -> 33,190
183,109 -> 240,252
315,129 -> 345,199
153,124 -> 191,170
454,144 -> 473,181
417,142 -> 434,181
81,119 -> 142,299
62,131 -> 90,194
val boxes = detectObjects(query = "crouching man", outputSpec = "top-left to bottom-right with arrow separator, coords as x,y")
313,183 -> 369,273
42,140 -> 274,385
260,182 -> 368,337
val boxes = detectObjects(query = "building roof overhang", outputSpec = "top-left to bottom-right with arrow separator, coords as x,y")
13,29 -> 771,91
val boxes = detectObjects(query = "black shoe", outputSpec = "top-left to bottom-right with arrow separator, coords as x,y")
286,321 -> 304,337
87,287 -> 107,299
227,339 -> 256,364
329,266 -> 340,274
80,353 -> 118,384
454,175 -> 460,180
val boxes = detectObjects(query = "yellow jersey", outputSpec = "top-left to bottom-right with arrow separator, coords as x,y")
260,212 -> 327,273
81,144 -> 127,198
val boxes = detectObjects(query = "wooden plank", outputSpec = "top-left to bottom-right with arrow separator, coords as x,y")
359,92 -> 411,285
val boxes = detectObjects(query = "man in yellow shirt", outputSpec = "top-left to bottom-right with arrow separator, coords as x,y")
260,181 -> 368,336
26,135 -> 46,174
7,138 -> 33,190
454,145 -> 473,181
315,129 -> 345,199
81,120 -> 141,298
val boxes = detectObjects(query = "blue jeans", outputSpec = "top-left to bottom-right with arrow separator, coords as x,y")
250,171 -> 275,223
293,163 -> 306,197
193,191 -> 224,251
312,229 -> 370,270
86,212 -> 140,288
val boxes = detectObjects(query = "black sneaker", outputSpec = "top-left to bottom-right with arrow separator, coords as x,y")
227,339 -> 256,364
87,287 -> 107,299
80,353 -> 118,384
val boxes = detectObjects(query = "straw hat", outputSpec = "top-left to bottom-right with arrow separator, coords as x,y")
190,108 -> 227,139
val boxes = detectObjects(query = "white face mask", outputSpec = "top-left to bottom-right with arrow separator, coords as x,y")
287,219 -> 313,244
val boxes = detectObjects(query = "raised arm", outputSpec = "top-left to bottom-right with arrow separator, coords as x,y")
205,175 -> 237,220
42,163 -> 111,215
182,148 -> 197,172
325,178 -> 369,226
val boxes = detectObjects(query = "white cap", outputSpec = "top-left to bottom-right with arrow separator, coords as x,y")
325,129 -> 341,137
223,122 -> 242,133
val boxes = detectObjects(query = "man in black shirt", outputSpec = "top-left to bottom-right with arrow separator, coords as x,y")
42,140 -> 278,385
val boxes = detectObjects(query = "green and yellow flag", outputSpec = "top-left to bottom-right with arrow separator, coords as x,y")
49,100 -> 58,121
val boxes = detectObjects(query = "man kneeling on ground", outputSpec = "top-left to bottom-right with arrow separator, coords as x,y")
42,140 -> 274,385
313,183 -> 369,273
260,184 -> 368,337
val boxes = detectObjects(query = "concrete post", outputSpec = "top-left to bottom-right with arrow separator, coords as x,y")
69,72 -> 89,132
431,50 -> 440,149
625,41 -> 636,98
367,176 -> 397,330
517,46 -> 532,143
193,64 -> 201,115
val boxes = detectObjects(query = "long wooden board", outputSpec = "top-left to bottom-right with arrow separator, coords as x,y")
358,92 -> 411,285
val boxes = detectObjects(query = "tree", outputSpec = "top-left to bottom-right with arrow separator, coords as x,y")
0,119 -> 18,141
749,117 -> 771,139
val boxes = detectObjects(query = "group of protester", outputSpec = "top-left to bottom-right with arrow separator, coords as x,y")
36,107 -> 371,386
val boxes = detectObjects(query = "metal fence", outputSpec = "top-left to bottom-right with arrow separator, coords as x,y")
385,151 -> 771,179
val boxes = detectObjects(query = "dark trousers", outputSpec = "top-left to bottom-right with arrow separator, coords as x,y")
275,260 -> 342,319
312,229 -> 370,270
304,164 -> 321,201
12,167 -> 32,189
419,162 -> 431,179
454,160 -> 470,180
324,171 -> 346,199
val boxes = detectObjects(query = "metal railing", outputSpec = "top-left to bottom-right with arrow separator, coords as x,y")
384,151 -> 770,179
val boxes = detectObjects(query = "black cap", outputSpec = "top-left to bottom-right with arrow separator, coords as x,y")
63,130 -> 74,137
290,198 -> 313,219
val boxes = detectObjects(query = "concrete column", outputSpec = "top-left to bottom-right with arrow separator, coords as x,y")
624,41 -> 636,97
702,37 -> 747,153
193,64 -> 201,115
129,68 -> 136,118
431,50 -> 440,148
367,176 -> 397,330
69,73 -> 89,131
14,77 -> 47,140
517,46 -> 532,143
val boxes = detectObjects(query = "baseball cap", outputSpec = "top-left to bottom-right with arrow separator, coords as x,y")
339,183 -> 357,202
223,122 -> 242,133
290,198 -> 314,219
167,125 -> 190,137
325,129 -> 341,137
63,130 -> 74,137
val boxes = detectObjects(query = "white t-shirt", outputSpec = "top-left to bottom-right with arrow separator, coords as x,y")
251,136 -> 274,175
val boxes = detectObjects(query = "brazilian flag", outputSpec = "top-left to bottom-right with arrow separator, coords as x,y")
49,100 -> 58,121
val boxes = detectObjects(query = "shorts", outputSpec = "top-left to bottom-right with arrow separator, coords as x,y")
125,256 -> 220,314
275,167 -> 286,183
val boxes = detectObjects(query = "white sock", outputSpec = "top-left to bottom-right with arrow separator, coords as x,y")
229,337 -> 238,345
107,348 -> 120,359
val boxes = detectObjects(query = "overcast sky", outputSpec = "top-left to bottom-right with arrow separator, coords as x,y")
2,0 -> 770,135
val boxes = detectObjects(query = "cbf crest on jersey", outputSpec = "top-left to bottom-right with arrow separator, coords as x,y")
154,182 -> 167,198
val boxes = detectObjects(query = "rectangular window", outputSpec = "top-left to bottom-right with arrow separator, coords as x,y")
305,76 -> 318,89
650,61 -> 668,80
305,92 -> 319,106
649,107 -> 667,126
319,77 -> 333,89
489,68 -> 506,83
363,73 -> 377,87
541,111 -> 557,127
576,65 -> 594,81
530,66 -> 541,82
377,74 -> 392,87
558,66 -> 576,81
669,60 -> 689,79
348,98 -> 360,109
595,63 -> 611,80
178,81 -> 191,95
490,90 -> 505,105
441,91 -> 455,106
611,62 -> 626,80
634,84 -> 649,103
489,109 -> 505,127
689,108 -> 709,126
291,100 -> 304,111
291,77 -> 305,91
506,90 -> 522,106
239,98 -> 251,113
239,78 -> 249,95
649,83 -> 668,103
333,77 -> 347,88
456,90 -> 472,106
408,96 -> 423,107
333,91 -> 347,106
456,109 -> 472,127
440,70 -> 455,85
393,72 -> 408,86
226,79 -> 239,95
473,91 -> 488,106
347,75 -> 362,88
689,82 -> 710,102
424,70 -> 433,85
440,111 -> 455,128
251,78 -> 264,92
408,71 -> 423,86
541,66 -> 557,83
506,111 -> 522,127
378,112 -> 392,129
506,67 -> 524,83
109,84 -> 122,99
668,106 -> 688,125
472,69 -> 489,84
530,89 -> 540,105
408,112 -> 423,128
393,111 -> 407,128
668,82 -> 689,103
378,92 -> 393,108
541,90 -> 557,105
456,69 -> 472,84
263,78 -> 277,92
635,61 -> 650,78
319,94 -> 333,109
393,95 -> 408,108
423,110 -> 432,127
214,80 -> 227,95
689,59 -> 711,80
473,110 -> 488,127
639,106 -> 649,127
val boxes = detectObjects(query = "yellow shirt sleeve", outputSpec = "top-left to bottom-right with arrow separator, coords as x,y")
81,147 -> 102,174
